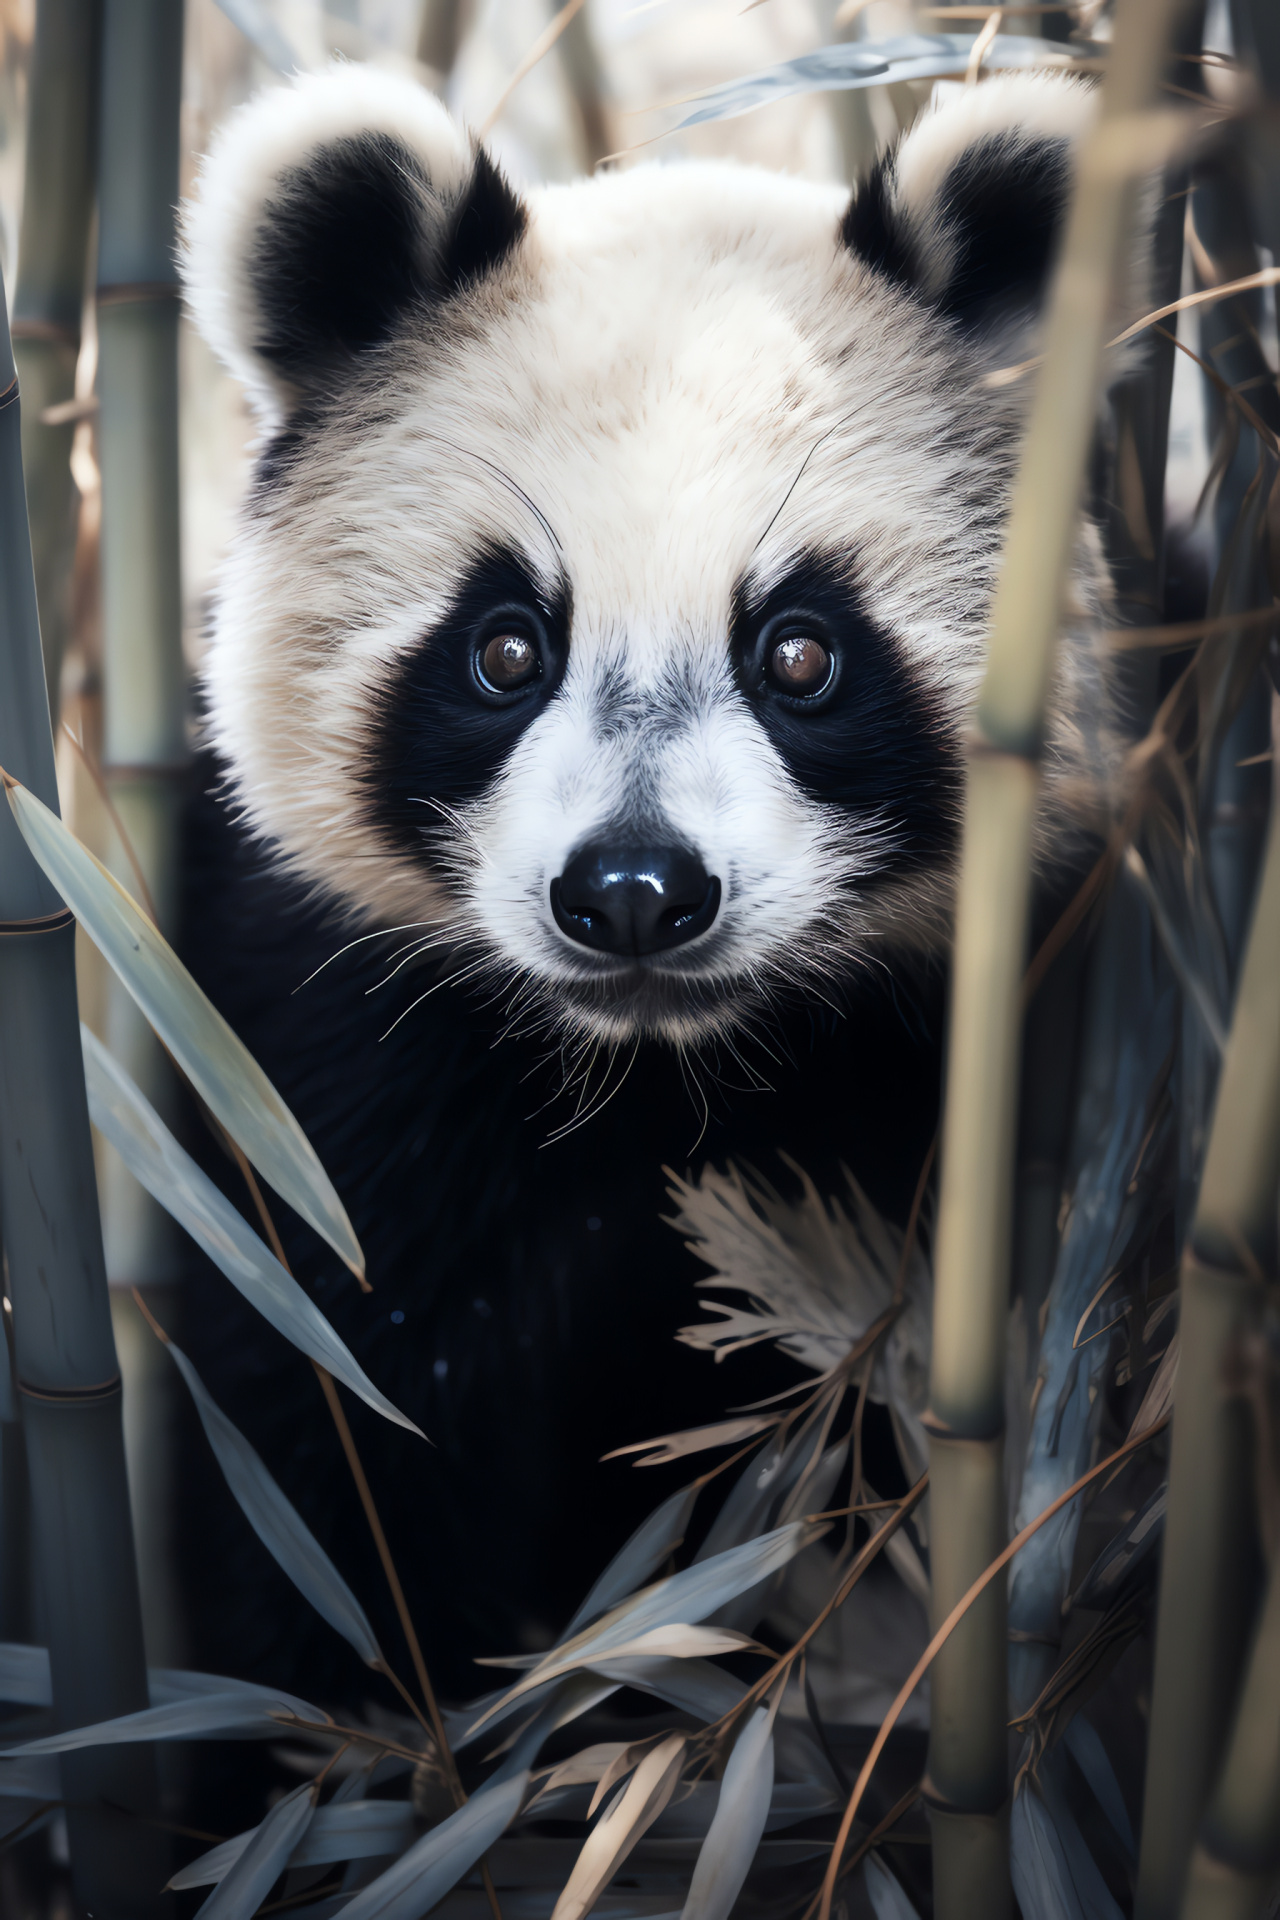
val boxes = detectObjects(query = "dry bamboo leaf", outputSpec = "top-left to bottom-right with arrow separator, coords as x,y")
551,1733 -> 687,1920
1129,1334 -> 1178,1438
603,1415 -> 777,1466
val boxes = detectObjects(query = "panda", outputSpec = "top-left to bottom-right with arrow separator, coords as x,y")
176,63 -> 1122,1713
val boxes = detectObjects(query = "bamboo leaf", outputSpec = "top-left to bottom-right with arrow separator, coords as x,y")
1010,1779 -> 1123,1920
586,1657 -> 745,1724
562,1482 -> 702,1636
863,1855 -> 921,1919
1062,1717 -> 1135,1859
2,777 -> 364,1279
82,1027 -> 420,1436
1069,1485 -> 1166,1612
552,1734 -> 687,1920
1,1682 -> 326,1752
336,1767 -> 528,1920
163,1339 -> 384,1668
464,1522 -> 823,1738
669,34 -> 1082,132
604,1417 -> 776,1467
172,1800 -> 418,1889
194,1781 -> 315,1919
210,0 -> 300,73
580,1626 -> 757,1664
527,1745 -> 630,1812
679,1702 -> 776,1920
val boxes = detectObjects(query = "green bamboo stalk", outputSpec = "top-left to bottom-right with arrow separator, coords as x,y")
11,0 -> 100,710
924,3 -> 1188,1909
1136,733 -> 1280,1920
0,267 -> 163,1916
95,0 -> 186,1293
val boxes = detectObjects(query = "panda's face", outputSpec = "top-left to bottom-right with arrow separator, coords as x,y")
188,68 -> 1110,1047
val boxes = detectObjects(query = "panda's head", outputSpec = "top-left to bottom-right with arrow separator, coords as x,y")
185,66 -> 1116,1047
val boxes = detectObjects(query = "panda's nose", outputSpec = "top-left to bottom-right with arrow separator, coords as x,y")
550,843 -> 721,957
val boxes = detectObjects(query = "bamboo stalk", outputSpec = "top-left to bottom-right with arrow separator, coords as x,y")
925,2 -> 1188,1908
11,0 -> 100,712
0,267 -> 162,1915
94,0 -> 186,1292
1136,741 -> 1280,1919
1180,1544 -> 1280,1918
417,0 -> 467,93
555,1 -> 614,172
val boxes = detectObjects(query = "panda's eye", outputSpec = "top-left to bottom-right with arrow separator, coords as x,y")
477,630 -> 541,694
765,631 -> 833,698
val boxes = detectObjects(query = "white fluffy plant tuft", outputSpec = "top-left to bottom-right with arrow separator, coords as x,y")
666,1157 -> 932,1482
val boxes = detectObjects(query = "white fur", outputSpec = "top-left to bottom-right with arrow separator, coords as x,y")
185,68 -> 1116,1047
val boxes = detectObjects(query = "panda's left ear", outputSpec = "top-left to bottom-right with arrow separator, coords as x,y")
841,74 -> 1097,339
183,67 -> 526,421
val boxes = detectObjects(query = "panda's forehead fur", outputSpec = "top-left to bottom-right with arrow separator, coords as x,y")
190,68 -> 1116,1046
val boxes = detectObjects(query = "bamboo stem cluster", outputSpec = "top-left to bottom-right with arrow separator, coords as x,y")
1139,754 -> 1280,1919
0,268 -> 160,1917
926,1 -> 1189,1909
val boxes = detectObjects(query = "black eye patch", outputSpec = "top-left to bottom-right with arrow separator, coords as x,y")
365,546 -> 570,878
731,552 -> 961,875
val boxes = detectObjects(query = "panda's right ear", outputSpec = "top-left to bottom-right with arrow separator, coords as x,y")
182,68 -> 527,421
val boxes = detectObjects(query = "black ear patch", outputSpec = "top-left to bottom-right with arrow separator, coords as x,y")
248,132 -> 526,387
843,130 -> 1073,335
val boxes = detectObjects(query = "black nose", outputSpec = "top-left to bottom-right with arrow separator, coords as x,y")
550,844 -> 720,957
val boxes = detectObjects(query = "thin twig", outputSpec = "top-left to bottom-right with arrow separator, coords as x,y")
480,0 -> 588,137
815,1416 -> 1171,1920
60,721 -> 159,923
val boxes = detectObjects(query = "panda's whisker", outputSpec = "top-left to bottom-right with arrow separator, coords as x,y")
749,398 -> 875,559
408,795 -> 490,861
378,954 -> 494,1039
411,429 -> 564,558
294,920 -> 440,989
542,1036 -> 640,1144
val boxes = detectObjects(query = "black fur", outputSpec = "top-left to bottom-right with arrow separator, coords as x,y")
839,159 -> 912,291
248,131 -> 526,387
178,766 -> 942,1710
365,546 -> 570,875
843,130 -> 1073,334
732,552 -> 962,876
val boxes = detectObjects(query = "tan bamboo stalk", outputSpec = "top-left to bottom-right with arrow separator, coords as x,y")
0,264 -> 163,1917
555,1 -> 613,173
417,0 -> 467,92
924,2 -> 1188,1909
1180,1540 -> 1280,1918
1136,739 -> 1280,1918
94,0 -> 186,1290
11,0 -> 100,709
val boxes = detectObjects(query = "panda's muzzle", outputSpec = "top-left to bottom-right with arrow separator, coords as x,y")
550,843 -> 721,959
